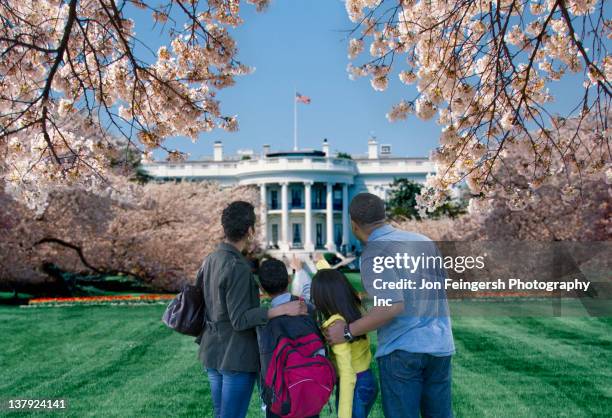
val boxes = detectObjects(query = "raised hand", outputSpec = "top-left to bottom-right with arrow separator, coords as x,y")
288,255 -> 304,271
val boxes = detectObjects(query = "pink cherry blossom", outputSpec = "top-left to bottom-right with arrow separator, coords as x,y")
1,0 -> 266,209
0,179 -> 260,290
343,0 -> 611,211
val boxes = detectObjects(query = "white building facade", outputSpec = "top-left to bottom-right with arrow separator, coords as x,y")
142,139 -> 435,256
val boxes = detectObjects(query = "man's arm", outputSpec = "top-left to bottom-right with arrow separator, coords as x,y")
324,302 -> 404,344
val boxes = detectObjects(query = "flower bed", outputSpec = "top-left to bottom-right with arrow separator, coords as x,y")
26,294 -> 175,307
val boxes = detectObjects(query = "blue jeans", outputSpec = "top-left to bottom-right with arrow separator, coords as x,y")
206,368 -> 256,418
336,369 -> 378,418
378,351 -> 452,418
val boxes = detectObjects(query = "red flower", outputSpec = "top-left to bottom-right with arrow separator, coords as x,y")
29,294 -> 176,305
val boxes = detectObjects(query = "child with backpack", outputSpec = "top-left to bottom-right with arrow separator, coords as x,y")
256,259 -> 336,418
311,269 -> 378,418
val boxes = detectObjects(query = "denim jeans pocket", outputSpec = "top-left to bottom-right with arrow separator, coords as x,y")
387,351 -> 424,381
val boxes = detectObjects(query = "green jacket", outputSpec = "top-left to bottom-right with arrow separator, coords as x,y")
198,243 -> 268,372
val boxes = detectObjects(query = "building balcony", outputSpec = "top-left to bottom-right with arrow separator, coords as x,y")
354,157 -> 435,174
140,156 -> 354,178
236,156 -> 356,177
141,155 -> 435,184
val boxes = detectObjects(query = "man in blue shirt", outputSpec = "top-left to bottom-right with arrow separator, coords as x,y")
325,193 -> 455,418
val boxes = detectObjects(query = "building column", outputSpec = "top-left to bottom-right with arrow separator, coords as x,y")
280,182 -> 289,251
260,183 -> 267,249
304,181 -> 314,252
341,183 -> 349,250
325,182 -> 336,252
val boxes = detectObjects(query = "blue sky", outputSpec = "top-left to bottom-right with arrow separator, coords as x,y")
130,0 -> 587,160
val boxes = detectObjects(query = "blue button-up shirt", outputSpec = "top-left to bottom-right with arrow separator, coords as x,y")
363,224 -> 455,358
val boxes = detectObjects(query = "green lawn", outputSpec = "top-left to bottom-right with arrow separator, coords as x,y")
0,304 -> 610,417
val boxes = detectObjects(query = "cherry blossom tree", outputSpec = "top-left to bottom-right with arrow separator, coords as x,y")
392,115 -> 611,241
0,181 -> 260,293
455,115 -> 611,241
343,0 -> 611,211
0,0 -> 268,210
390,217 -> 460,240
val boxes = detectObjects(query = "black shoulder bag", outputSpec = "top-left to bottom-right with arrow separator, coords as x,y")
161,263 -> 205,338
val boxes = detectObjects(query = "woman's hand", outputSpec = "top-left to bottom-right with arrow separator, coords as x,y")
284,299 -> 308,316
267,300 -> 307,319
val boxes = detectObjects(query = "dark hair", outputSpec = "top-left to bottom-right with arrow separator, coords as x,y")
349,193 -> 385,226
311,269 -> 363,324
258,258 -> 289,295
222,201 -> 256,242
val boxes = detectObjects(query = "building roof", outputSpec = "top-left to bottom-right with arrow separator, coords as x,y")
266,150 -> 326,158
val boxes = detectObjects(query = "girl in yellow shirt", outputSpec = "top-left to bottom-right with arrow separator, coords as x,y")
311,269 -> 378,418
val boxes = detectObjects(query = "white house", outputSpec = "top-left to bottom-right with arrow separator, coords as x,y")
142,138 -> 435,257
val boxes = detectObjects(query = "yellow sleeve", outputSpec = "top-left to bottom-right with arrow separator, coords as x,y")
331,342 -> 356,418
315,258 -> 332,270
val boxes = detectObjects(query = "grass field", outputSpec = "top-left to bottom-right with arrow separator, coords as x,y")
0,304 -> 610,417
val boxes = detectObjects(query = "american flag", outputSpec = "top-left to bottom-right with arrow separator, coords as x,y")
295,92 -> 311,104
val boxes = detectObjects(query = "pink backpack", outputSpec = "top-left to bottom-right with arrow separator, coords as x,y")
263,333 -> 336,417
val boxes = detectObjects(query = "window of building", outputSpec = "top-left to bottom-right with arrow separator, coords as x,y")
271,224 -> 279,247
334,224 -> 342,246
314,187 -> 324,209
316,223 -> 323,247
291,187 -> 302,208
270,190 -> 278,210
333,188 -> 342,210
292,223 -> 302,247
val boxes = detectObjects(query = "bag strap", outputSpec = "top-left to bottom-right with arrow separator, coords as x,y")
196,259 -> 209,336
195,260 -> 206,288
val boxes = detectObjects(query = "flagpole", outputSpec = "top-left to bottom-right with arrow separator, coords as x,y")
293,88 -> 298,151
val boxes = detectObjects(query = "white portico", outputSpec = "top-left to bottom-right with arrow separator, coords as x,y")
142,138 -> 435,256
237,151 -> 356,253
258,182 -> 349,253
